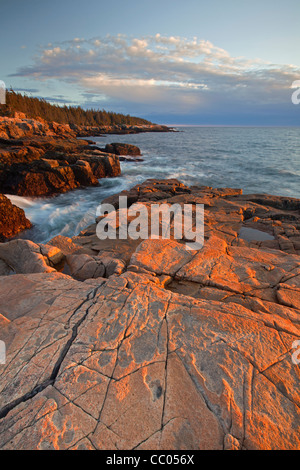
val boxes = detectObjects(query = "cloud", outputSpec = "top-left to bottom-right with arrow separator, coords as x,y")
11,34 -> 300,123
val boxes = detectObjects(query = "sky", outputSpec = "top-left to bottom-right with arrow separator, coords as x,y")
0,0 -> 300,125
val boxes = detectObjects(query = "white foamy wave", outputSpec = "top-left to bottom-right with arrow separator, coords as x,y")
5,195 -> 40,210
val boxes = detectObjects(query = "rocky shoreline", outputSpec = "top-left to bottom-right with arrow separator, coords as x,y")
0,114 -> 168,240
0,114 -> 166,202
0,178 -> 300,449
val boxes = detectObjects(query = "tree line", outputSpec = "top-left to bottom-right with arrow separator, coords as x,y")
0,90 -> 152,127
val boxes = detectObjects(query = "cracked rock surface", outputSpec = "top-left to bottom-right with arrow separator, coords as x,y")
0,179 -> 300,450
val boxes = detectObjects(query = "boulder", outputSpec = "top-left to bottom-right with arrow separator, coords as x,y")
47,235 -> 85,256
71,160 -> 99,187
82,154 -> 121,179
104,142 -> 141,156
66,253 -> 126,280
100,178 -> 191,210
39,243 -> 65,267
0,239 -> 63,274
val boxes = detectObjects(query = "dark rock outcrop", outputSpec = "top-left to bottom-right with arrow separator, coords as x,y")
100,179 -> 192,210
0,115 -> 174,198
0,239 -> 64,275
0,133 -> 121,197
1,179 -> 300,450
75,123 -> 174,137
0,194 -> 32,241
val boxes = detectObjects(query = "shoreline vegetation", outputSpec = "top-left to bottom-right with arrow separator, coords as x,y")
2,90 -> 153,127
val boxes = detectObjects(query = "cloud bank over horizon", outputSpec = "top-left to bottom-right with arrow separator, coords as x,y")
11,34 -> 300,125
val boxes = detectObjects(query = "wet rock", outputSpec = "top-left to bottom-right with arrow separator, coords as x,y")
39,243 -> 65,267
131,239 -> 194,276
0,239 -> 63,274
0,117 -> 121,197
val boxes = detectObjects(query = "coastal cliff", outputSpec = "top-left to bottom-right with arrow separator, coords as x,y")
0,179 -> 299,449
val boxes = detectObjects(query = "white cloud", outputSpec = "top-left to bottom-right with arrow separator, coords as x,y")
43,47 -> 62,57
12,34 -> 300,117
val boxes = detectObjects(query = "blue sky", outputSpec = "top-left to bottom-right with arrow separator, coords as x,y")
1,0 -> 300,125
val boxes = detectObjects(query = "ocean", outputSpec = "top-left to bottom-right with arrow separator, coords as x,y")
7,126 -> 300,244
